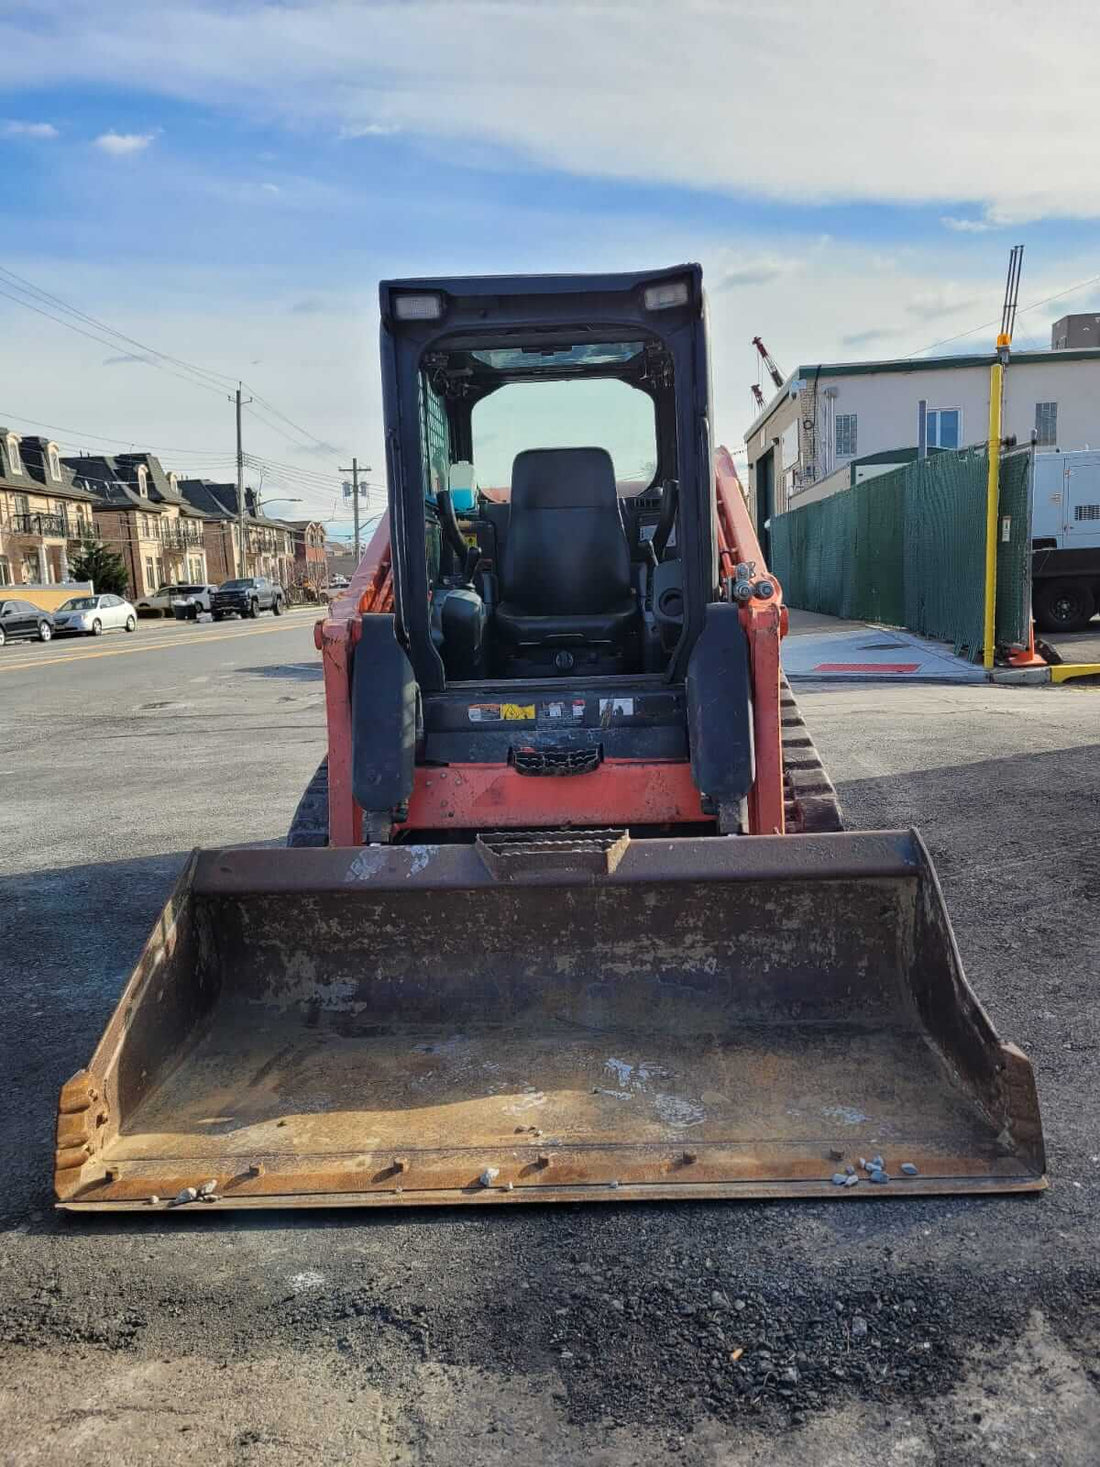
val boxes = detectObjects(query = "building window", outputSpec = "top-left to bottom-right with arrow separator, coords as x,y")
835,413 -> 857,458
5,435 -> 22,476
927,408 -> 961,449
47,444 -> 62,482
1035,401 -> 1058,447
0,556 -> 11,585
136,465 -> 149,498
144,556 -> 156,591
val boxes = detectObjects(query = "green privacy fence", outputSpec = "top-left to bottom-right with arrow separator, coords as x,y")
770,449 -> 1033,660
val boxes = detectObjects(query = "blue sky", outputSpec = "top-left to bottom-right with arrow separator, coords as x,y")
2,0 -> 1099,529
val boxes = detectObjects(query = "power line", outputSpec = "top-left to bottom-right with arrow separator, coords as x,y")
241,452 -> 344,487
0,414 -> 349,507
0,264 -> 239,392
244,391 -> 338,453
906,270 -> 1100,359
0,283 -> 228,399
0,263 -> 341,451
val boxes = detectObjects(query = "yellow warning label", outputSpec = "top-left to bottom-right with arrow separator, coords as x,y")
500,703 -> 535,721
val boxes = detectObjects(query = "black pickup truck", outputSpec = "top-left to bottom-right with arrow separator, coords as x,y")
211,577 -> 285,620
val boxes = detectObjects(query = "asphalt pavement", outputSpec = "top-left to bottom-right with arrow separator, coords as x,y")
1,621 -> 1099,1465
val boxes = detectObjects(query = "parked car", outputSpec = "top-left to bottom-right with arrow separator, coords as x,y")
135,583 -> 214,618
169,584 -> 218,620
0,597 -> 56,646
52,593 -> 137,637
211,577 -> 285,620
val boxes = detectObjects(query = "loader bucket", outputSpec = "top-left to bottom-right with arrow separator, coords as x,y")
55,831 -> 1046,1211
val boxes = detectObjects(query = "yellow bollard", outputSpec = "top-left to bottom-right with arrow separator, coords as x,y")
983,361 -> 1003,670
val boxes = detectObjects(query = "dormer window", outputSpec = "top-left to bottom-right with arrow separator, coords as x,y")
167,472 -> 178,493
5,435 -> 22,477
136,465 -> 149,498
47,443 -> 62,482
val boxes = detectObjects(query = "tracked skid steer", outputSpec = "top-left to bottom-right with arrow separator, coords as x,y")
55,267 -> 1046,1212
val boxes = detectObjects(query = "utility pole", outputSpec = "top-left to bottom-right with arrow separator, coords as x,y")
231,382 -> 253,576
338,457 -> 372,562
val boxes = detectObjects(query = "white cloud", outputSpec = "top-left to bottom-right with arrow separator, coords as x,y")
714,257 -> 794,291
941,216 -> 995,234
338,122 -> 401,139
3,120 -> 59,139
904,287 -> 981,322
4,2 -> 1100,221
94,130 -> 155,155
260,182 -> 280,194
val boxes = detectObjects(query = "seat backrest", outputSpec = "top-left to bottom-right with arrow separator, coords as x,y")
500,447 -> 633,614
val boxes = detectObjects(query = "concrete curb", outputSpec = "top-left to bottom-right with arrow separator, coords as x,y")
988,667 -> 1051,686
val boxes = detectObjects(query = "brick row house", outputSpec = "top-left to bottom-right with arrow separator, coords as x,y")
64,453 -> 210,597
284,519 -> 328,588
176,480 -> 295,586
0,430 -> 97,587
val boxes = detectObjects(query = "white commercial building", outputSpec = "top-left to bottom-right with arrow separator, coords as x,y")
743,347 -> 1100,526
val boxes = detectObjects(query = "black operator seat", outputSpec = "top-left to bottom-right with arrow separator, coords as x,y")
494,447 -> 641,653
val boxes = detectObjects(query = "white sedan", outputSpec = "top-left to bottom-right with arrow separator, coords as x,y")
52,593 -> 138,637
135,583 -> 214,617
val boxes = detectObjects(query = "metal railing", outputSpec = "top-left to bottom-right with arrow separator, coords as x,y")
160,521 -> 205,549
11,512 -> 66,536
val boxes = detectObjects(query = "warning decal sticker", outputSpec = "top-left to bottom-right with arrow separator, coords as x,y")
468,703 -> 535,723
540,699 -> 586,723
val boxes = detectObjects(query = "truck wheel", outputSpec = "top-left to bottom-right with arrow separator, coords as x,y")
1034,579 -> 1095,633
249,599 -> 259,618
287,758 -> 329,847
273,597 -> 284,616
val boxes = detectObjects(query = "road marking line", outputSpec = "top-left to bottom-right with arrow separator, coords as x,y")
0,620 -> 315,674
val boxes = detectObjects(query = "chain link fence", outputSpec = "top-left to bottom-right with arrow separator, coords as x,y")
770,448 -> 1033,660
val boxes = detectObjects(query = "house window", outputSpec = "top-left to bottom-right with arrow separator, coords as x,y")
1035,401 -> 1058,447
136,466 -> 149,498
927,408 -> 961,449
47,444 -> 62,482
144,557 -> 156,591
835,413 -> 858,458
5,435 -> 22,476
0,556 -> 11,585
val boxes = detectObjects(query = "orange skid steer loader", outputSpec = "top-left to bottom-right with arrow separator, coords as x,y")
55,267 -> 1046,1211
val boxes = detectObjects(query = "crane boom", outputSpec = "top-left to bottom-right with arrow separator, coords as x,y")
752,335 -> 784,390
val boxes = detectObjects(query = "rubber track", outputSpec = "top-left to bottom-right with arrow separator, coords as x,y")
287,757 -> 330,847
780,675 -> 844,833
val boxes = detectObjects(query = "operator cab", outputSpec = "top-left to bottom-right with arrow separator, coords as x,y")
384,294 -> 695,689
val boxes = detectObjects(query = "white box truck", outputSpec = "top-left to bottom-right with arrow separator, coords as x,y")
1031,451 -> 1100,631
